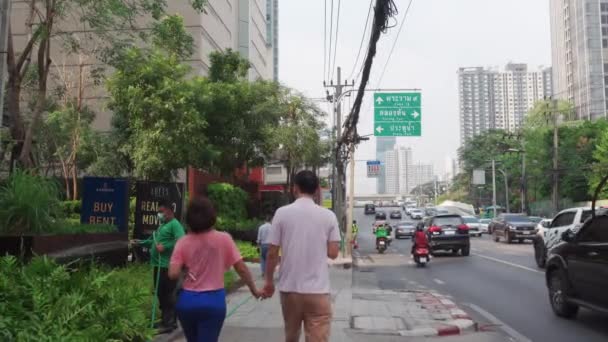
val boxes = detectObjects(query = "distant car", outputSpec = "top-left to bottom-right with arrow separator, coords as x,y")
395,221 -> 416,239
421,214 -> 470,256
405,206 -> 415,215
389,210 -> 402,219
534,207 -> 593,268
364,204 -> 376,215
491,214 -> 536,244
462,216 -> 482,237
425,208 -> 437,217
410,209 -> 424,220
545,212 -> 608,319
529,216 -> 543,224
479,218 -> 491,234
375,211 -> 387,220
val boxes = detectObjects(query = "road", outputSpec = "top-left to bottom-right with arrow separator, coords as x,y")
352,207 -> 608,342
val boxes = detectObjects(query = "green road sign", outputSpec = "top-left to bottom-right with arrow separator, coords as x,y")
373,92 -> 421,136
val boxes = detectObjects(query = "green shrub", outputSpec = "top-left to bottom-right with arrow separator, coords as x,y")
60,200 -> 82,216
207,183 -> 248,220
235,240 -> 258,259
0,256 -> 154,341
57,222 -> 117,234
0,171 -> 63,235
216,217 -> 261,231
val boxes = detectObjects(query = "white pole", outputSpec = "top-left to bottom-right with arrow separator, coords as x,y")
345,144 -> 355,259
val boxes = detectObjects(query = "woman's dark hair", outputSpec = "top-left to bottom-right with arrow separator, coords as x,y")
186,197 -> 217,233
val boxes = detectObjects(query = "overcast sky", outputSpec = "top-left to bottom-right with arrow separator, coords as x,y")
278,0 -> 551,194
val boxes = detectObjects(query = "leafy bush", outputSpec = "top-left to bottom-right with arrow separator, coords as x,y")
0,256 -> 154,341
60,200 -> 82,216
0,171 -> 63,234
57,222 -> 117,234
235,240 -> 258,260
207,183 -> 248,220
216,217 -> 262,231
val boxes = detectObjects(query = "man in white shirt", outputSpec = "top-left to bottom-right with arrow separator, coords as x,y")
257,214 -> 273,276
263,170 -> 341,342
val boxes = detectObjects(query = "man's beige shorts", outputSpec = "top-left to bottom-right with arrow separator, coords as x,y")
280,292 -> 332,342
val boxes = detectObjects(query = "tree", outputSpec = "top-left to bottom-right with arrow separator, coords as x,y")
5,1 -> 206,169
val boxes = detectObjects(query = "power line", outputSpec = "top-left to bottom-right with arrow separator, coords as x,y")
348,0 -> 373,81
327,0 -> 334,82
330,0 -> 342,81
323,0 -> 327,83
376,0 -> 414,88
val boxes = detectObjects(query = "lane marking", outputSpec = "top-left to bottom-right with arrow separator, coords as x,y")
472,253 -> 543,274
465,303 -> 533,342
433,278 -> 445,285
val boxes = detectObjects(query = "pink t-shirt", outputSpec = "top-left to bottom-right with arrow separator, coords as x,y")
170,230 -> 242,292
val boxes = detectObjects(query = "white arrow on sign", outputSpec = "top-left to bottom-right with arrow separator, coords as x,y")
375,97 -> 384,105
376,125 -> 384,133
411,110 -> 420,119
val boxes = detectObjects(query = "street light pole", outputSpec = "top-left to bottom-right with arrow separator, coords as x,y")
497,169 -> 509,213
492,160 -> 497,218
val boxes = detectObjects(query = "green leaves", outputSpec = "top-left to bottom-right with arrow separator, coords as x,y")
208,183 -> 249,220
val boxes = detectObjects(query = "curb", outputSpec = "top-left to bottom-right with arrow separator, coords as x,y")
398,319 -> 477,337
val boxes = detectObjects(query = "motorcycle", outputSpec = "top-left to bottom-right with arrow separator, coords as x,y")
376,237 -> 388,254
413,247 -> 430,267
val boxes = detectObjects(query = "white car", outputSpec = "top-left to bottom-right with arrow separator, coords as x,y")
533,208 -> 593,268
462,216 -> 482,237
410,209 -> 424,220
479,219 -> 491,234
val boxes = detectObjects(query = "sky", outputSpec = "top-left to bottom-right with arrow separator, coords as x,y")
278,0 -> 551,195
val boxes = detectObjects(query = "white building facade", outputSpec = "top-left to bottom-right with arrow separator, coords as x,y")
550,0 -> 608,121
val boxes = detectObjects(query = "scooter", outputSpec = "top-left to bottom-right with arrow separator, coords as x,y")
413,247 -> 430,267
376,237 -> 388,254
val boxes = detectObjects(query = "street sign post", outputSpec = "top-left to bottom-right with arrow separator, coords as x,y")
373,92 -> 422,137
367,160 -> 381,177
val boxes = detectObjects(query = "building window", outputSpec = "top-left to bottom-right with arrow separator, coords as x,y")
604,39 -> 608,48
602,15 -> 608,24
266,166 -> 282,175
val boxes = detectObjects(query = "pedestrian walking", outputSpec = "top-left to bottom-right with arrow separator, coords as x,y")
168,197 -> 262,342
131,200 -> 185,333
263,170 -> 341,342
257,213 -> 273,276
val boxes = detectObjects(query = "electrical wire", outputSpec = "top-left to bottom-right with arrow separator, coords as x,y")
348,0 -> 373,82
327,0 -> 334,82
375,0 -> 414,88
330,0 -> 342,81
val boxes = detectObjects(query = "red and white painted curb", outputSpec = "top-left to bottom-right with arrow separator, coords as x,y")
399,292 -> 477,337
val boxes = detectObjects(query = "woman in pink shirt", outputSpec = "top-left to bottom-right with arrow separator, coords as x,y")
169,197 -> 261,341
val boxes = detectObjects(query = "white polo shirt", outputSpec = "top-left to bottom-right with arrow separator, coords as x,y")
268,197 -> 341,294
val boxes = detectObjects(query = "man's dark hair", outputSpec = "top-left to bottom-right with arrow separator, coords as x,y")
158,199 -> 173,212
294,170 -> 319,195
186,197 -> 217,233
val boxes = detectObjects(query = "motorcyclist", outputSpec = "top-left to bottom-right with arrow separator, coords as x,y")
375,223 -> 389,248
411,224 -> 429,255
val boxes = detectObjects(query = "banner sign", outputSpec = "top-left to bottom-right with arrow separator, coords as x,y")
134,181 -> 185,239
81,177 -> 129,232
367,160 -> 382,177
472,169 -> 486,185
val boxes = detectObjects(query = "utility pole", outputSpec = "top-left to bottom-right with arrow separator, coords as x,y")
498,169 -> 509,213
521,153 -> 526,214
0,0 -> 11,127
492,159 -> 497,218
345,144 -> 355,258
551,99 -> 559,214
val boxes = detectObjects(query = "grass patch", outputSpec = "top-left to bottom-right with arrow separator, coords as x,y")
235,240 -> 258,259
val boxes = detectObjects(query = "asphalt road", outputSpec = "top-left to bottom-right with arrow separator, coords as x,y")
353,207 -> 608,342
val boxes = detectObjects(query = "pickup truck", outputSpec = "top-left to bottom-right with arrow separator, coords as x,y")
534,207 -> 592,268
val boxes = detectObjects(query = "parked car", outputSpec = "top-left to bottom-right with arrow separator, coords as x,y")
545,212 -> 608,319
411,209 -> 424,220
421,214 -> 470,256
375,211 -> 387,220
462,216 -> 482,237
479,218 -> 491,234
491,214 -> 536,244
534,207 -> 593,268
405,206 -> 416,215
365,204 -> 376,215
395,221 -> 416,239
389,210 -> 402,219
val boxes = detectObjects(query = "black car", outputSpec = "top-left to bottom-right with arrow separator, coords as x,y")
545,212 -> 608,319
395,221 -> 416,239
375,211 -> 387,220
389,210 -> 402,219
421,214 -> 470,256
491,214 -> 536,244
365,204 -> 376,215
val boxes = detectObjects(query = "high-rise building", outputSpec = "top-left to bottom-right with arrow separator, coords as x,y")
411,164 -> 435,192
10,0 -> 278,130
550,0 -> 608,120
458,64 -> 552,143
376,137 -> 396,194
397,147 -> 414,195
384,150 -> 400,194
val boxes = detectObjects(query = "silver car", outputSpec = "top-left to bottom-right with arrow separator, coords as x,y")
395,221 -> 416,239
479,218 -> 491,234
463,216 -> 482,237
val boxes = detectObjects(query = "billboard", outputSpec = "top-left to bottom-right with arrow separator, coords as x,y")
472,169 -> 486,185
134,181 -> 185,239
81,177 -> 129,232
367,161 -> 381,177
